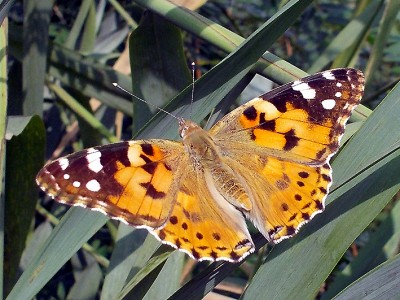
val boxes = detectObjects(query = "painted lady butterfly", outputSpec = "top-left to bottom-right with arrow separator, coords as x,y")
37,68 -> 364,262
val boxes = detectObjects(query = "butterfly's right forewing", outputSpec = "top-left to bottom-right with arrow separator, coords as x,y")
37,140 -> 184,229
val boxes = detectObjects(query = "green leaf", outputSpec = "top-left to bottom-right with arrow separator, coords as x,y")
364,0 -> 400,94
79,0 -> 97,54
22,0 -> 53,116
0,21 -> 8,300
308,0 -> 383,73
65,0 -> 93,50
67,252 -> 102,299
4,116 -> 45,296
6,208 -> 108,299
334,254 -> 400,299
120,251 -> 185,300
322,200 -> 400,299
101,228 -> 159,299
134,0 -> 307,84
130,12 -> 191,132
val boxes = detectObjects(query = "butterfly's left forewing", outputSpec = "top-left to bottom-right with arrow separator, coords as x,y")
211,69 -> 364,164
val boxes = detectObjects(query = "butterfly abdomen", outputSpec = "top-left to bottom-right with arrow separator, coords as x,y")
205,164 -> 252,212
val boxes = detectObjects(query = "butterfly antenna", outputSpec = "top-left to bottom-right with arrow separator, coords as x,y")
190,62 -> 195,119
112,83 -> 180,121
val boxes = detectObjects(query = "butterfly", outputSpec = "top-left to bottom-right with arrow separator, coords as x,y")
37,68 -> 365,262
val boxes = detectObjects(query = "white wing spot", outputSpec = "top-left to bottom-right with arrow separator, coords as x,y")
58,158 -> 69,170
336,82 -> 342,87
292,82 -> 316,99
73,181 -> 81,188
63,174 -> 70,180
335,92 -> 342,97
322,71 -> 335,80
86,148 -> 103,173
322,99 -> 336,110
86,179 -> 101,192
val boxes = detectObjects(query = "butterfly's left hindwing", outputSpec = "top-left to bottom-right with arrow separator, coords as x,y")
37,140 -> 184,229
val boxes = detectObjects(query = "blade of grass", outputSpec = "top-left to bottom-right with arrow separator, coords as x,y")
22,0 -> 52,116
6,208 -> 109,300
8,26 -> 134,116
130,12 -> 191,131
65,0 -> 93,50
308,0 -> 382,73
100,228 -> 155,300
46,80 -> 119,143
67,252 -> 102,299
364,0 -> 400,94
108,0 -> 137,28
322,200 -> 400,299
4,116 -> 45,295
0,18 -> 8,300
334,254 -> 400,299
79,0 -> 96,54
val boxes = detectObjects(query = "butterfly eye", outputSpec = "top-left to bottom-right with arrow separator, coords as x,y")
178,118 -> 186,138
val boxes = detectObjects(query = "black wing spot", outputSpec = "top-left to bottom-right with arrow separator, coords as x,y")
319,187 -> 328,194
169,216 -> 178,225
283,129 -> 300,151
141,163 -> 157,174
243,106 -> 257,120
295,194 -> 302,201
281,203 -> 289,211
297,181 -> 305,187
286,226 -> 295,235
322,174 -> 331,182
315,200 -> 324,210
289,213 -> 297,221
141,143 -> 154,156
298,171 -> 309,178
212,233 -> 221,240
140,182 -> 166,199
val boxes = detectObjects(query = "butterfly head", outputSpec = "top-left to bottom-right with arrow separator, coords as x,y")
178,118 -> 202,139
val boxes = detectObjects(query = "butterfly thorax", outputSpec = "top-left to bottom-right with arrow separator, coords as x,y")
179,119 -> 252,212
